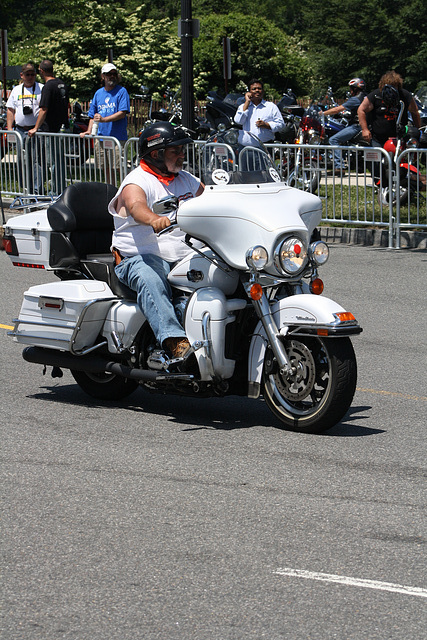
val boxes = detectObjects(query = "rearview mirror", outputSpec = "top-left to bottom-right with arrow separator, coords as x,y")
152,195 -> 179,215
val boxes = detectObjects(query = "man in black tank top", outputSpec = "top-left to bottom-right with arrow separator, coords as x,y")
358,70 -> 421,147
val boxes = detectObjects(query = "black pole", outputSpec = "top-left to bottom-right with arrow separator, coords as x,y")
180,0 -> 194,131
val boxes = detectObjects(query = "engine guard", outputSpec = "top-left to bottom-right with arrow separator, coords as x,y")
247,294 -> 362,398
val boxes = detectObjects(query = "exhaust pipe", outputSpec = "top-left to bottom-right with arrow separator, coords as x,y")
23,346 -> 194,382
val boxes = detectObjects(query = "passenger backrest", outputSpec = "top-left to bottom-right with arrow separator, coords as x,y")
47,182 -> 117,261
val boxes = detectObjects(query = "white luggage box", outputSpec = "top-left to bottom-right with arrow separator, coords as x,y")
10,280 -> 116,353
4,210 -> 54,269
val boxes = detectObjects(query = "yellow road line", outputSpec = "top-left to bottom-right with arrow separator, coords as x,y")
357,387 -> 427,402
0,323 -> 14,330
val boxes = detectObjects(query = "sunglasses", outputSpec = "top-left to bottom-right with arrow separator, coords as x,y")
23,72 -> 36,76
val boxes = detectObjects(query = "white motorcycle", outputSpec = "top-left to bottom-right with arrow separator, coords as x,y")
3,130 -> 362,433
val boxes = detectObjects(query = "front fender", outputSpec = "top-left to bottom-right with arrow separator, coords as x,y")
247,294 -> 362,398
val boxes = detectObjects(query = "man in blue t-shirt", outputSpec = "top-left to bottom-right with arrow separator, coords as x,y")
319,78 -> 367,173
81,63 -> 130,184
83,63 -> 130,141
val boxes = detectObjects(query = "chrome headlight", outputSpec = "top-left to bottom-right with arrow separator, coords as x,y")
309,240 -> 329,265
224,129 -> 239,145
274,237 -> 308,275
246,245 -> 268,270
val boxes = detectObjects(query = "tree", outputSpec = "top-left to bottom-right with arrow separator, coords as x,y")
299,0 -> 427,94
194,13 -> 313,98
27,2 -> 184,100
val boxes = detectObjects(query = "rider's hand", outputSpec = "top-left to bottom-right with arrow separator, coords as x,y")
361,128 -> 372,142
151,216 -> 171,233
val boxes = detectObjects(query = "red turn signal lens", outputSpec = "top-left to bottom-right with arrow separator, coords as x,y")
310,278 -> 324,295
3,238 -> 14,254
249,283 -> 263,300
335,312 -> 356,322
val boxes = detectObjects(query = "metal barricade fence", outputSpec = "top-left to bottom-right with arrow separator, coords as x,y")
1,130 -> 124,197
0,130 -> 25,197
395,147 -> 427,249
265,142 -> 395,248
3,130 -> 426,249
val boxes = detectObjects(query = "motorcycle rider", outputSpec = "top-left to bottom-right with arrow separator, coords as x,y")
234,79 -> 285,144
319,78 -> 367,174
358,71 -> 421,147
108,122 -> 204,360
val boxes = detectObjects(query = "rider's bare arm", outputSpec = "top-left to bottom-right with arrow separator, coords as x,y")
357,97 -> 373,141
119,184 -> 171,233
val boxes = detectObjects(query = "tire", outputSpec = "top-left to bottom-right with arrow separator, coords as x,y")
287,160 -> 320,193
71,369 -> 138,401
378,185 -> 408,206
262,336 -> 357,433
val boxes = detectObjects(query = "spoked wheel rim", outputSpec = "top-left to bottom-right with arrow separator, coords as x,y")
264,339 -> 331,417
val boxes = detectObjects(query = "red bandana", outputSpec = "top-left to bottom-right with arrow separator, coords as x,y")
140,159 -> 176,185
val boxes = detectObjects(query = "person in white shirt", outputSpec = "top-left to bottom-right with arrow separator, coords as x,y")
234,79 -> 284,144
109,122 -> 204,361
6,62 -> 44,194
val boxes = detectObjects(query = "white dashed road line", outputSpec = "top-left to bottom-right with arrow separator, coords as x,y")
274,568 -> 427,598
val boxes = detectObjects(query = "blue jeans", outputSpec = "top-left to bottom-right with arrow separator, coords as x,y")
329,123 -> 361,168
114,253 -> 187,346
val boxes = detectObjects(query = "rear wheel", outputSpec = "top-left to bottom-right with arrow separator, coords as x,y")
262,337 -> 357,433
71,369 -> 138,400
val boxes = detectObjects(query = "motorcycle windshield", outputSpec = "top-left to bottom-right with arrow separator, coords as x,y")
201,129 -> 281,186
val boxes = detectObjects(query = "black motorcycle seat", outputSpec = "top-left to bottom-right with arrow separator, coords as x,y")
82,254 -> 137,300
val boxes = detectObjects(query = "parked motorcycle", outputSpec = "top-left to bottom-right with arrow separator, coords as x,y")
3,130 -> 362,433
205,91 -> 245,131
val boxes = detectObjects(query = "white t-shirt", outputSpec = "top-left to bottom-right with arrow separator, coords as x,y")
109,166 -> 201,262
6,82 -> 44,128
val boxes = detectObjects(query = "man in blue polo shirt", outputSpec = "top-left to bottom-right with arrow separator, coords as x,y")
81,63 -> 130,184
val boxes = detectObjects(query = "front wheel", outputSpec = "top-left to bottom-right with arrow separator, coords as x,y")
71,369 -> 138,400
287,160 -> 320,193
262,337 -> 357,433
378,184 -> 408,206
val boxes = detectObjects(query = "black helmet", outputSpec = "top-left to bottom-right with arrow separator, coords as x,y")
349,77 -> 366,91
138,122 -> 193,159
382,84 -> 400,107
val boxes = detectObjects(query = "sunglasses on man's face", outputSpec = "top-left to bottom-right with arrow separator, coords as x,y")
23,72 -> 36,76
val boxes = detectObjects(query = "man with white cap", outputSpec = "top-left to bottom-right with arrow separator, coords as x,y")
81,63 -> 130,183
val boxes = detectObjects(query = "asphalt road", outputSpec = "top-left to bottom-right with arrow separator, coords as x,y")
1,244 -> 426,640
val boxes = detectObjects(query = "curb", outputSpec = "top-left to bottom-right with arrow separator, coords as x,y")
321,226 -> 427,250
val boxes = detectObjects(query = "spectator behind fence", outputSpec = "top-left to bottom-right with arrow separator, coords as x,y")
234,79 -> 285,145
6,62 -> 44,194
80,63 -> 130,185
28,59 -> 70,195
358,70 -> 421,147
